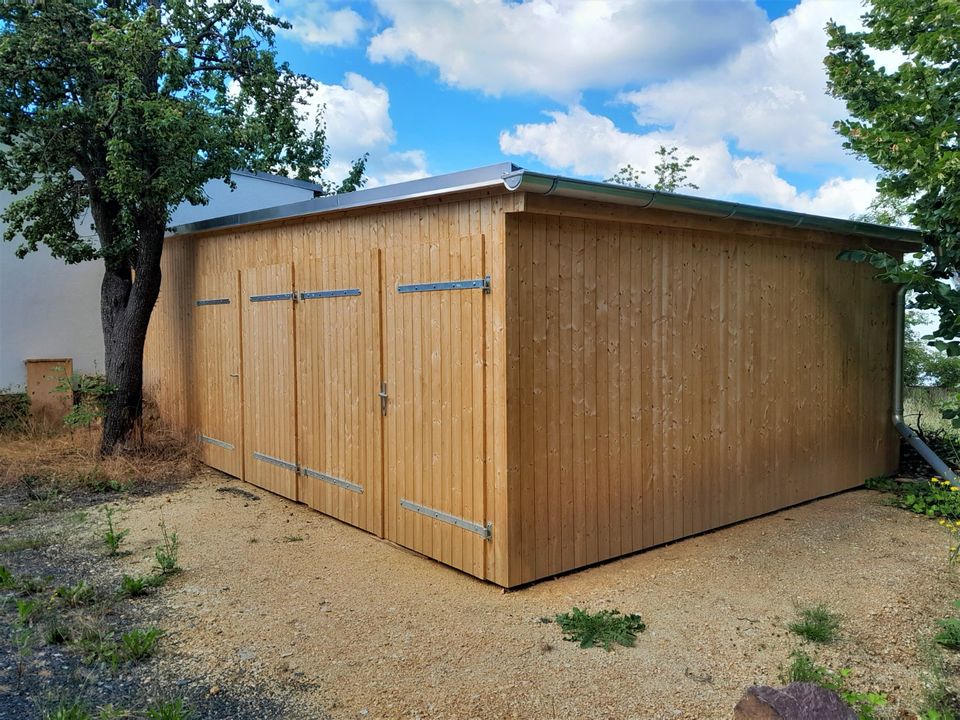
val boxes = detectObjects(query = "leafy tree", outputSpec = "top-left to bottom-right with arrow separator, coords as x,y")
607,145 -> 700,192
825,0 -> 960,355
0,0 -> 366,454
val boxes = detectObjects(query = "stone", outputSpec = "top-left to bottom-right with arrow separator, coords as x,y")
733,683 -> 857,720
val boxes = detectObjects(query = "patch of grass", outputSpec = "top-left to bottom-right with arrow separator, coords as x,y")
779,650 -> 886,720
145,699 -> 190,720
54,581 -> 94,607
102,507 -> 130,556
120,627 -> 164,662
553,607 -> 646,650
119,573 -> 166,598
17,574 -> 50,595
45,619 -> 73,644
44,699 -> 91,720
76,628 -> 124,672
0,533 -> 50,553
0,563 -> 15,589
788,603 -> 842,643
0,508 -> 34,526
16,597 -> 44,626
154,518 -> 180,575
935,618 -> 960,651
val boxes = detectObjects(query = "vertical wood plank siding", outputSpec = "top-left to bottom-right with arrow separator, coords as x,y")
503,212 -> 898,586
145,188 -> 900,588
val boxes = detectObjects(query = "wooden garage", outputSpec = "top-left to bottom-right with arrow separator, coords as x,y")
145,162 -> 918,587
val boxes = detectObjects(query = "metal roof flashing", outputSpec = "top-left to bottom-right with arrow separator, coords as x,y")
169,162 -> 520,236
169,163 -> 921,246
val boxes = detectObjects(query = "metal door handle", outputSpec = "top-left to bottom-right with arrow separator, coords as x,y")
379,382 -> 388,416
230,373 -> 239,378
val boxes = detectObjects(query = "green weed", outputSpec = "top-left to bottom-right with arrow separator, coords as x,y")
16,597 -> 43,626
54,581 -> 94,607
0,564 -> 15,589
779,650 -> 886,720
119,573 -> 165,598
154,518 -> 180,575
553,607 -> 646,650
788,603 -> 842,643
44,699 -> 92,720
102,507 -> 129,556
45,620 -> 73,644
120,627 -> 164,661
145,699 -> 190,720
935,618 -> 960,650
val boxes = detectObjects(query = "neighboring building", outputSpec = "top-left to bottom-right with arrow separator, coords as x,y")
0,171 -> 323,390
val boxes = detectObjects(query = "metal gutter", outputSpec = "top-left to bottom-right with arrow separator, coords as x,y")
502,169 -> 923,245
170,162 -> 520,236
892,285 -> 957,480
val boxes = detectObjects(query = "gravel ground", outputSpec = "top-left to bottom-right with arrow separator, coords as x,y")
2,468 -> 959,719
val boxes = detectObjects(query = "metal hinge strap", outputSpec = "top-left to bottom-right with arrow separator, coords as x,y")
199,434 -> 234,450
249,293 -> 295,303
195,298 -> 230,306
379,382 -> 388,416
301,466 -> 363,494
300,288 -> 361,300
397,276 -> 491,294
252,452 -> 298,472
399,499 -> 492,540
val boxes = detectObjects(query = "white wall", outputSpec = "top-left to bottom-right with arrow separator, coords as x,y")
0,173 -> 319,390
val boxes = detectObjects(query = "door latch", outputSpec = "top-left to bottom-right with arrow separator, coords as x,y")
379,382 -> 388,416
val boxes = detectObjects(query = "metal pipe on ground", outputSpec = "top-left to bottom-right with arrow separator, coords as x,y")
892,285 -> 957,481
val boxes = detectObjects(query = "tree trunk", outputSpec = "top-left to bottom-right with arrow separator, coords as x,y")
99,220 -> 165,456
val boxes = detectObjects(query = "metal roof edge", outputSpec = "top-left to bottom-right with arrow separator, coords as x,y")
502,169 -> 923,245
230,169 -> 327,193
169,162 -> 521,236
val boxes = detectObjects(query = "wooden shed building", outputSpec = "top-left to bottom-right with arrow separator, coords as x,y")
145,163 -> 919,587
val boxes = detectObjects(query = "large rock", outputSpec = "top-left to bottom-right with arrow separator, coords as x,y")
733,682 -> 857,720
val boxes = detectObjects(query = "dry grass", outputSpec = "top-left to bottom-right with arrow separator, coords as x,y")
0,399 -> 198,492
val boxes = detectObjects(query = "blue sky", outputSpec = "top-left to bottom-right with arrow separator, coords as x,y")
258,0 -> 881,219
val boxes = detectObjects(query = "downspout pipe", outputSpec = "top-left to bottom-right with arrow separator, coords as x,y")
892,285 -> 957,480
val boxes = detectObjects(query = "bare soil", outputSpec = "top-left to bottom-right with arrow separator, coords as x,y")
3,459 -> 960,719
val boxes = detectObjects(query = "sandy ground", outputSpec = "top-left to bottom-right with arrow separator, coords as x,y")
95,470 -> 959,720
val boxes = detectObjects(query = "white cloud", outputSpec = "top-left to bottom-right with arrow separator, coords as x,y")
368,0 -> 767,99
617,0 -> 871,171
499,105 -> 877,219
297,73 -> 429,187
256,0 -> 364,47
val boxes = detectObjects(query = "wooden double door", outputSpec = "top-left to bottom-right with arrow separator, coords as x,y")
189,238 -> 490,573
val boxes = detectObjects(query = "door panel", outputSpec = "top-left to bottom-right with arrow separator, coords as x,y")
192,271 -> 243,478
383,235 -> 488,577
295,251 -> 383,534
240,263 -> 298,500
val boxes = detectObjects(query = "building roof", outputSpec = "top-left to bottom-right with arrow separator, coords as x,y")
171,162 -> 922,245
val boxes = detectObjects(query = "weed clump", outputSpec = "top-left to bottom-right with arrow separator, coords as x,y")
788,603 -> 842,643
553,607 -> 646,650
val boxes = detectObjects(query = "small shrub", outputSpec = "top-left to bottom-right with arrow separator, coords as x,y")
788,603 -> 842,643
146,699 -> 191,720
898,478 -> 960,519
0,391 -> 30,433
54,371 -> 113,429
154,518 -> 180,575
102,507 -> 129,556
54,581 -> 94,607
553,607 -> 646,650
935,617 -> 960,650
120,627 -> 164,661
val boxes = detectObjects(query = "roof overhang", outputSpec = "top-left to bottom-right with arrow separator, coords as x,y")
169,162 -> 922,247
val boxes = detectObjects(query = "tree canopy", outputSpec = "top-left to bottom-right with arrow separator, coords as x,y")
607,145 -> 700,193
0,0 -> 367,453
825,0 -> 960,353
